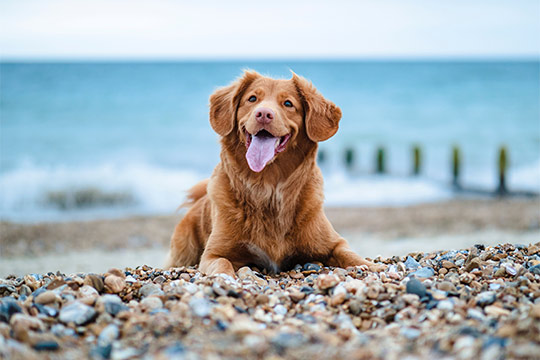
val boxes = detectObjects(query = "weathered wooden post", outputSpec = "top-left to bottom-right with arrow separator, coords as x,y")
317,148 -> 326,164
376,146 -> 386,174
412,145 -> 422,176
496,146 -> 508,195
344,147 -> 355,171
452,145 -> 461,189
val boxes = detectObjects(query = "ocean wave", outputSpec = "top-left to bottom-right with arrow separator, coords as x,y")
0,162 -> 204,222
0,159 -> 538,222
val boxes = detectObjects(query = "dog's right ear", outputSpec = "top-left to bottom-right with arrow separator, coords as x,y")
209,71 -> 260,136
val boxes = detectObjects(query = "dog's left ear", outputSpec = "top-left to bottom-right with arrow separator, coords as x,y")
292,73 -> 342,142
209,70 -> 260,136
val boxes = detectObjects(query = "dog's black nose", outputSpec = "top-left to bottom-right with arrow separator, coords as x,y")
255,107 -> 274,124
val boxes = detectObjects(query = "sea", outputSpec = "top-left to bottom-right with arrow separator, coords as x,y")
1,60 -> 539,222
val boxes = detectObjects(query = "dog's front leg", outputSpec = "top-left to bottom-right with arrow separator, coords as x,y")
328,238 -> 387,272
199,234 -> 237,277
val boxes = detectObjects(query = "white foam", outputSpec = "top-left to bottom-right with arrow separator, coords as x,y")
1,158 -> 538,222
0,162 -> 204,222
509,158 -> 540,191
323,172 -> 453,207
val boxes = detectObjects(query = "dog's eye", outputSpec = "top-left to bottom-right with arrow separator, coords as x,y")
248,96 -> 257,103
284,100 -> 293,107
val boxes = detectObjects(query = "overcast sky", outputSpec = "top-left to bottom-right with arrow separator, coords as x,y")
1,0 -> 539,59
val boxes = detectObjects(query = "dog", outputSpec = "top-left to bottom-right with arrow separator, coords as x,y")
166,70 -> 385,276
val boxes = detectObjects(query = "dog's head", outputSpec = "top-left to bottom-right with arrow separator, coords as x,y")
209,70 -> 341,173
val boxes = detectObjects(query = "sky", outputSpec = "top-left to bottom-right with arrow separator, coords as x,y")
0,0 -> 539,60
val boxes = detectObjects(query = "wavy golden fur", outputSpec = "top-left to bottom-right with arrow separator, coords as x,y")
166,71 -> 384,276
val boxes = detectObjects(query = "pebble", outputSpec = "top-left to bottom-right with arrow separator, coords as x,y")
503,263 -> 517,276
84,274 -> 104,292
104,275 -> 126,293
404,256 -> 420,270
0,297 -> 22,322
476,291 -> 496,307
315,274 -> 340,290
139,283 -> 164,297
1,243 -> 539,359
34,304 -> 58,317
33,340 -> 60,351
484,305 -> 510,317
98,324 -> 119,346
400,327 -> 421,339
59,301 -> 96,325
10,313 -> 44,336
303,263 -> 322,272
437,299 -> 454,311
437,281 -> 457,292
34,290 -> 58,305
274,304 -> 287,316
406,278 -> 427,298
467,308 -> 485,321
189,297 -> 211,317
141,296 -> 163,312
465,257 -> 482,272
183,282 -> 199,294
271,332 -> 305,349
442,260 -> 456,269
528,264 -> 540,275
409,267 -> 435,278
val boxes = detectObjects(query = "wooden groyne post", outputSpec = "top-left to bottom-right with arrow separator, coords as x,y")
412,145 -> 421,176
344,147 -> 355,171
496,146 -> 508,195
376,146 -> 386,174
452,145 -> 461,188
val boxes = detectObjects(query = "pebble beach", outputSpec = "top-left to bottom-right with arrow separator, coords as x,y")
1,242 -> 540,359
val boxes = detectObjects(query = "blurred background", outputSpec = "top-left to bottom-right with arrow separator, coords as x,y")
1,0 -> 539,275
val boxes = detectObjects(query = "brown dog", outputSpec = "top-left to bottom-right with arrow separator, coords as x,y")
166,70 -> 384,276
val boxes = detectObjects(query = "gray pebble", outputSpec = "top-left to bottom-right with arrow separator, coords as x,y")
274,304 -> 287,316
51,323 -> 76,338
406,278 -> 427,298
0,297 -> 22,322
476,291 -> 496,307
528,264 -> 540,275
489,283 -> 502,291
59,301 -> 96,325
271,332 -> 305,349
98,324 -> 119,346
410,267 -> 435,278
139,283 -> 164,297
33,340 -> 59,351
189,297 -> 211,317
0,284 -> 17,295
404,256 -> 421,270
303,263 -> 322,272
91,345 -> 112,359
33,303 -> 58,317
467,308 -> 485,321
184,282 -> 199,294
437,299 -> 454,311
400,327 -> 421,339
141,297 -> 163,312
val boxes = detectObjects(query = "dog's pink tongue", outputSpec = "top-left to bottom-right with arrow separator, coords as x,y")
246,134 -> 278,172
